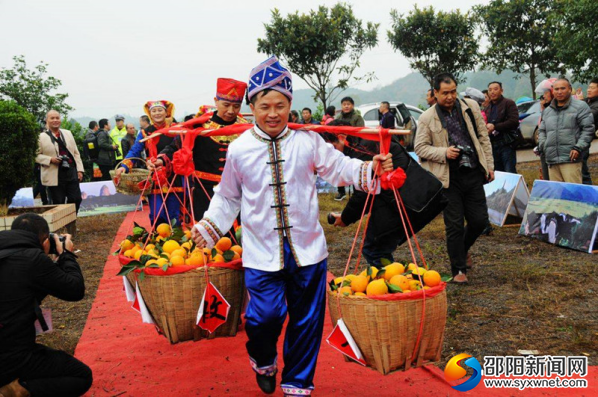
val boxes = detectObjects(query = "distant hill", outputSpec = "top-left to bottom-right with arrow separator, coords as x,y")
74,70 -> 581,125
269,69 -> 564,113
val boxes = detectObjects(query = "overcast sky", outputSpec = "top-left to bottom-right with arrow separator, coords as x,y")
0,0 -> 483,118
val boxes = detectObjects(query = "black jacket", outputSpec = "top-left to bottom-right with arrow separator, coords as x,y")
341,138 -> 446,245
0,230 -> 85,374
486,96 -> 519,143
586,96 -> 598,133
97,129 -> 117,166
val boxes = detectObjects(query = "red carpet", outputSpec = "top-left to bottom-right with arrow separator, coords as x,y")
75,211 -> 596,396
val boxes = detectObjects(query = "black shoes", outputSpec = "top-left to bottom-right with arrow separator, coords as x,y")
256,373 -> 277,394
334,192 -> 346,201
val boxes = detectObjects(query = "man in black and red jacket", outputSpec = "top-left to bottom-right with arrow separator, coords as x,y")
0,213 -> 92,397
324,122 -> 447,267
152,78 -> 248,222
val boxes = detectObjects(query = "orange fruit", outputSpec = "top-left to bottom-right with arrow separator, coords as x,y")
181,242 -> 192,251
359,266 -> 379,281
350,275 -> 369,293
162,240 -> 180,254
156,223 -> 171,238
389,275 -> 410,291
232,252 -> 241,261
145,244 -> 155,251
366,279 -> 388,296
407,263 -> 418,272
211,254 -> 225,263
170,256 -> 185,267
156,258 -> 169,267
230,245 -> 243,257
423,270 -> 441,287
412,267 -> 427,279
339,286 -> 353,296
409,280 -> 422,291
145,259 -> 158,267
121,239 -> 135,251
123,249 -> 134,258
187,254 -> 205,267
171,249 -> 188,258
184,230 -> 192,239
215,237 -> 232,252
383,263 -> 405,281
134,250 -> 143,260
354,292 -> 366,297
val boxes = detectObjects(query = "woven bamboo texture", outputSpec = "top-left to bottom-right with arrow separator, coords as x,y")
327,289 -> 447,375
127,267 -> 245,344
110,158 -> 150,196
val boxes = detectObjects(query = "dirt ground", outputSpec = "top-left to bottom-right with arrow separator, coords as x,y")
37,154 -> 597,368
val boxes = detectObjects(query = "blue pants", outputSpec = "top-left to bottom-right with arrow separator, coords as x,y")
148,193 -> 181,226
244,239 -> 327,395
492,142 -> 517,174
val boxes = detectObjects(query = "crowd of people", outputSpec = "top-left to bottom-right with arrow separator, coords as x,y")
2,58 -> 597,396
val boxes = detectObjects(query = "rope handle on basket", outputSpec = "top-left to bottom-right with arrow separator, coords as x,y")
333,128 -> 430,367
113,157 -> 149,171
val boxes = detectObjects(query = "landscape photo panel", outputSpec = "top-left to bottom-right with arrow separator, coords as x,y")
519,180 -> 598,254
484,171 -> 528,227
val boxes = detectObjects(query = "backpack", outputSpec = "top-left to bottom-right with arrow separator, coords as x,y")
83,130 -> 99,161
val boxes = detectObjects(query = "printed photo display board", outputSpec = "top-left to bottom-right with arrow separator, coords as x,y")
519,180 -> 598,254
484,171 -> 530,227
78,181 -> 140,217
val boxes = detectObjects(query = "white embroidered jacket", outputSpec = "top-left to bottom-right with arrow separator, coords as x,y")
194,125 -> 379,272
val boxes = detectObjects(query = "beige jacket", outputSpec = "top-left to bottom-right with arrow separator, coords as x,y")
414,98 -> 494,188
36,129 -> 84,186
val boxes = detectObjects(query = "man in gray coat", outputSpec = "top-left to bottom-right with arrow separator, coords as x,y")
538,78 -> 595,184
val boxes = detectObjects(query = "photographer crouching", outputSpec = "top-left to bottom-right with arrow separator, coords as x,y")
0,213 -> 92,397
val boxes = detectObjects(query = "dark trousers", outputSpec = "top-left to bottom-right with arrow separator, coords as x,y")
33,167 -> 49,205
48,167 -> 82,213
1,344 -> 92,397
581,149 -> 592,185
98,164 -> 113,181
492,141 -> 517,174
540,152 -> 550,180
443,167 -> 489,275
244,239 -> 327,393
362,234 -> 396,268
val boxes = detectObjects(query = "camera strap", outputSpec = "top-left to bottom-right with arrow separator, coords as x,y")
0,248 -> 49,331
46,130 -> 76,162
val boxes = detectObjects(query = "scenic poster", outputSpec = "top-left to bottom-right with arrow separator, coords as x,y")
79,181 -> 140,217
519,180 -> 598,254
484,171 -> 529,226
9,187 -> 34,208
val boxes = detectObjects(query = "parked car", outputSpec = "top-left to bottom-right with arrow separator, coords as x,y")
356,102 -> 423,150
517,100 -> 542,145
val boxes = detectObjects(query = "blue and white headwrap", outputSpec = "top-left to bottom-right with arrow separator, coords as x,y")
247,55 -> 293,102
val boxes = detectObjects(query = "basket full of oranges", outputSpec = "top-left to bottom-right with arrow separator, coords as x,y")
117,222 -> 245,344
327,260 -> 449,375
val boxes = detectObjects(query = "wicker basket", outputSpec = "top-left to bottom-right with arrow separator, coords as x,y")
127,266 -> 245,344
327,286 -> 447,375
110,158 -> 151,196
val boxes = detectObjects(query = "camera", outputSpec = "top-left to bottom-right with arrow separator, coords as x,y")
58,155 -> 70,169
455,145 -> 476,169
48,233 -> 67,255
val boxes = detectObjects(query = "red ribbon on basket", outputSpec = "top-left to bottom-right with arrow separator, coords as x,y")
378,128 -> 407,190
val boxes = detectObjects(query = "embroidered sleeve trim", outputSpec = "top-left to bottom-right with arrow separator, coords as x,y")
203,217 -> 223,240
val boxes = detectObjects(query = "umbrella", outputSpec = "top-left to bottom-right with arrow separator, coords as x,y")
515,96 -> 533,104
535,78 -> 557,94
460,87 -> 485,103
